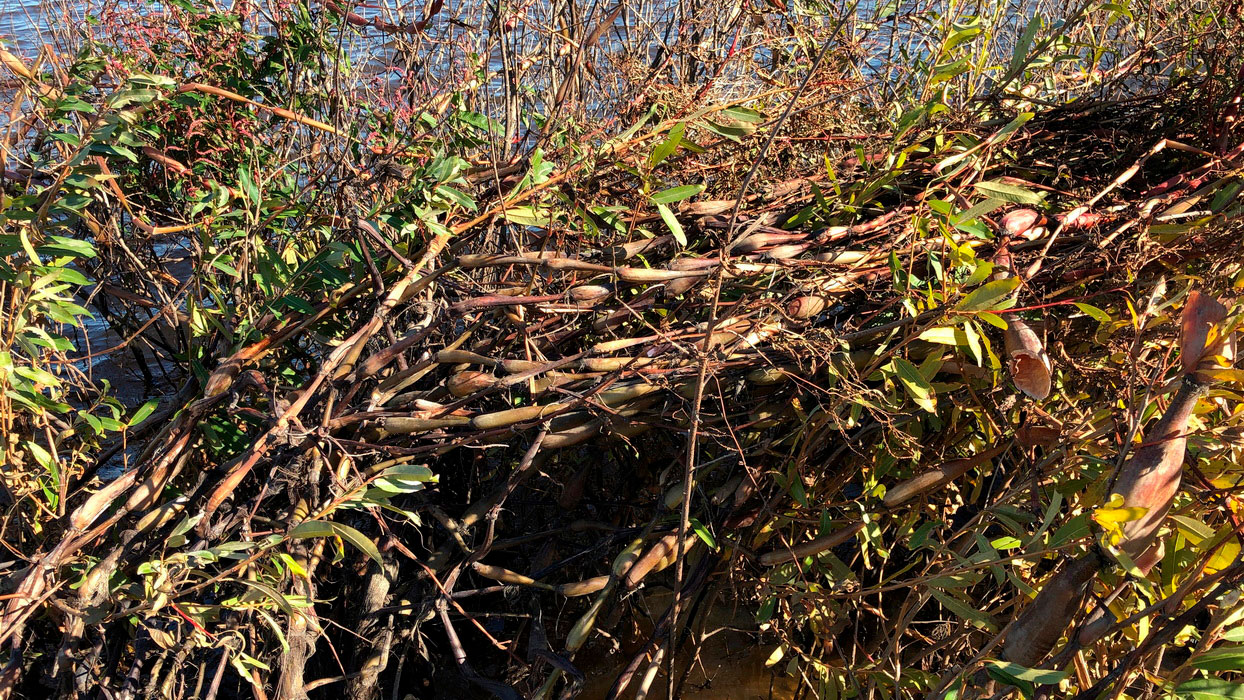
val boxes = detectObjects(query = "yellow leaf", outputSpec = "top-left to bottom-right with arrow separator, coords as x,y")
1093,505 -> 1149,525
1093,495 -> 1148,546
1206,541 -> 1240,574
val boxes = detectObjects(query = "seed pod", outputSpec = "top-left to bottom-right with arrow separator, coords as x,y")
623,534 -> 699,589
447,371 -> 497,397
579,357 -> 657,371
557,575 -> 610,597
1002,313 -> 1052,400
615,267 -> 707,283
604,235 -> 673,260
471,562 -> 555,590
374,415 -> 471,437
764,243 -> 809,260
471,402 -> 573,430
883,445 -> 1008,507
597,381 -> 662,406
681,200 -> 736,216
134,497 -> 187,535
814,250 -> 870,265
668,257 -> 720,271
458,253 -> 541,268
1003,553 -> 1101,667
436,349 -> 496,366
612,538 -> 646,577
126,448 -> 190,513
732,232 -> 805,253
1059,209 -> 1105,230
541,419 -> 602,449
565,593 -> 607,652
756,522 -> 865,567
787,296 -> 827,319
569,284 -> 614,302
498,358 -> 544,373
665,276 -> 701,296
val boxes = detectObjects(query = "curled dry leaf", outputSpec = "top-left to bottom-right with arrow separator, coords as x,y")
1003,314 -> 1052,400
1179,290 -> 1230,375
623,534 -> 699,589
1001,208 -> 1044,236
1003,553 -> 1102,667
1111,377 -> 1206,558
1017,418 -> 1061,448
991,245 -> 1053,400
786,295 -> 827,319
448,370 -> 498,397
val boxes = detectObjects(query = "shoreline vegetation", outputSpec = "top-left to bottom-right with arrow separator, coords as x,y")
3,0 -> 1244,698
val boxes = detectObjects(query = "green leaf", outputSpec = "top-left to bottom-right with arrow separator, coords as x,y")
38,236 -> 96,259
373,463 -> 436,494
1073,302 -> 1111,324
720,106 -> 764,123
893,357 -> 936,413
89,144 -> 138,163
930,589 -> 996,631
956,278 -> 1020,312
690,517 -> 718,550
650,184 -> 705,205
436,185 -> 478,211
702,120 -> 754,142
648,122 -> 685,168
289,520 -> 383,566
985,660 -> 1064,698
1175,678 -> 1244,699
210,257 -> 241,278
1192,647 -> 1244,672
502,206 -> 551,227
972,180 -> 1044,205
657,203 -> 687,247
985,660 -> 1066,685
1006,15 -> 1042,82
953,198 -> 1007,224
129,399 -> 159,427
